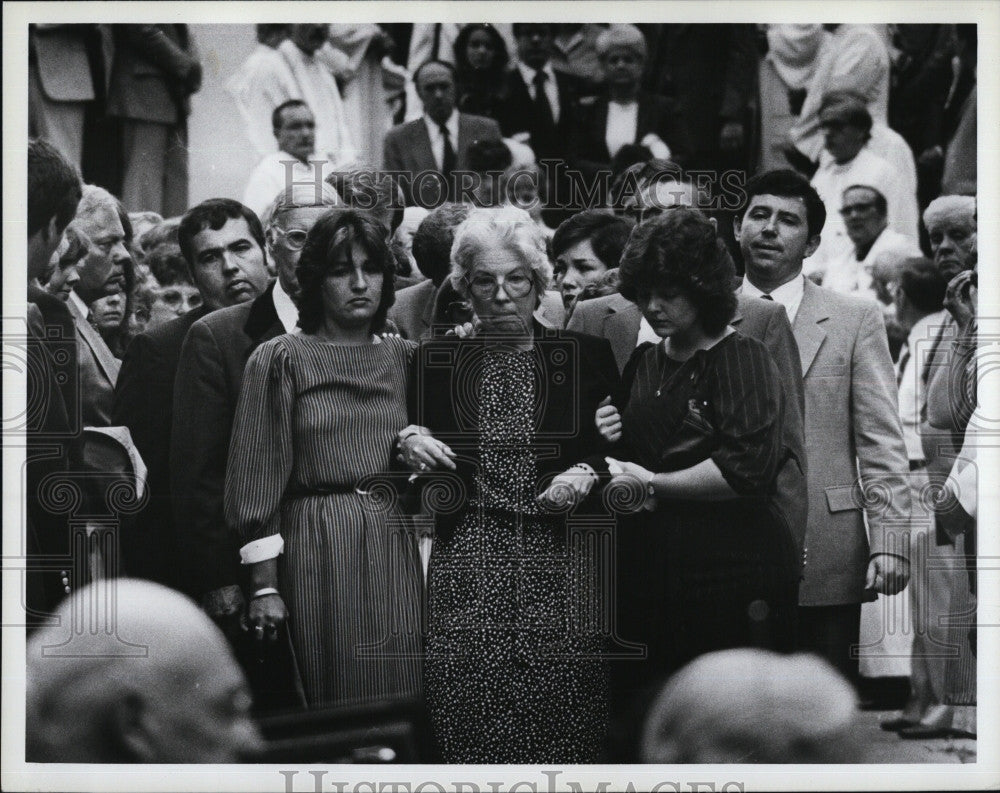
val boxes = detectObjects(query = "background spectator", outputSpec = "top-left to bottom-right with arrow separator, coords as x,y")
453,24 -> 510,119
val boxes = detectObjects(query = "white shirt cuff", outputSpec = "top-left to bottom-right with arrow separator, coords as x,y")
240,534 -> 284,564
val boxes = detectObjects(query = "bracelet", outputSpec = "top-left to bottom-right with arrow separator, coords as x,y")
250,587 -> 280,600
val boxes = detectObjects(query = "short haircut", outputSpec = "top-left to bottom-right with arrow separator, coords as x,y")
819,92 -> 873,136
76,185 -> 134,246
413,59 -> 457,88
295,210 -> 396,334
595,23 -> 648,61
28,138 -> 82,237
412,203 -> 471,283
272,99 -> 310,133
325,169 -> 405,233
619,207 -> 737,335
610,158 -> 686,210
146,244 -> 194,287
899,256 -> 948,314
449,205 -> 553,302
742,169 -> 827,238
923,194 -> 976,231
177,199 -> 266,269
552,210 -> 636,271
467,139 -> 513,174
842,184 -> 887,217
136,218 -> 180,255
512,22 -> 555,39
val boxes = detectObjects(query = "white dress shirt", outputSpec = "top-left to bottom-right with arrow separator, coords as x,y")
606,100 -> 639,159
740,273 -> 806,324
242,151 -> 328,222
516,61 -> 561,124
897,310 -> 948,462
423,110 -> 460,171
272,278 -> 299,333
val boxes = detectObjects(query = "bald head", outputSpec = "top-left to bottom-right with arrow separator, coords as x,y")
641,649 -> 862,763
27,579 -> 262,763
923,195 -> 977,279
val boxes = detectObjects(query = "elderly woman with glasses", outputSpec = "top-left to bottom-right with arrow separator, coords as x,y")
568,24 -> 691,201
397,206 -> 620,763
225,210 -> 423,709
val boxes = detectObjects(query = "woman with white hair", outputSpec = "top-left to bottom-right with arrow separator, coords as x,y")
569,24 -> 691,191
398,206 -> 620,762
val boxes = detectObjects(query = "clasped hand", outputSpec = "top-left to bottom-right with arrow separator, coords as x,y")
398,426 -> 457,472
536,464 -> 598,509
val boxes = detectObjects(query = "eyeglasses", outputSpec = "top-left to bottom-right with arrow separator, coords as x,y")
839,202 -> 877,216
466,271 -> 534,299
270,226 -> 309,250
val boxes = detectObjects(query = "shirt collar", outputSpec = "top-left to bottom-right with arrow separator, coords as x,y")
517,60 -> 556,88
423,109 -> 459,138
740,273 -> 805,321
272,278 -> 299,333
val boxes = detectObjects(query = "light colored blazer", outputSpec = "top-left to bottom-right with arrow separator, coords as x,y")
793,277 -> 911,605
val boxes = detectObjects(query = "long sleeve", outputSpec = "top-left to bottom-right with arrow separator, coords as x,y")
171,321 -> 241,596
850,303 -> 912,557
224,340 -> 295,548
707,336 -> 785,496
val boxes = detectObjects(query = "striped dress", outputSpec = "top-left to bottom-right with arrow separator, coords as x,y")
225,333 -> 423,708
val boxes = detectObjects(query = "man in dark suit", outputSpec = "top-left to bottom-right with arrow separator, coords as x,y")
169,200 -> 287,638
383,60 -> 502,207
113,198 -> 278,590
25,139 -> 83,626
107,24 -> 201,216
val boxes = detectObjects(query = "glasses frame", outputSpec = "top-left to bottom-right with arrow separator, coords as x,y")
464,270 -> 535,300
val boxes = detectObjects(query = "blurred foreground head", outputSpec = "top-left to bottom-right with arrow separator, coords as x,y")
641,649 -> 862,763
27,579 -> 263,763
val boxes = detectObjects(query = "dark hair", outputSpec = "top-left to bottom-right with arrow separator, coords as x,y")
411,203 -> 471,284
28,138 -> 82,238
325,169 -> 405,234
619,207 -> 737,335
819,92 -> 873,136
256,23 -> 289,45
454,24 -> 509,76
899,256 -> 947,314
843,184 -> 887,217
610,158 -> 685,211
611,144 -> 654,183
467,139 -> 512,174
272,99 -> 310,133
177,199 -> 266,271
413,59 -> 457,88
147,244 -> 194,287
512,23 -> 555,38
742,169 -> 826,238
295,210 -> 396,334
552,210 -> 635,270
58,225 -> 89,269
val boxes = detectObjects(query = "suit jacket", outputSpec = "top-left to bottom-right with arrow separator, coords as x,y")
408,324 -> 620,542
792,278 -> 911,604
171,286 -> 284,598
66,291 -> 119,428
383,112 -> 502,206
566,291 -> 809,568
569,91 -> 693,177
30,24 -> 112,102
107,24 -> 200,124
640,23 -> 759,168
112,305 -> 211,589
494,67 -> 589,162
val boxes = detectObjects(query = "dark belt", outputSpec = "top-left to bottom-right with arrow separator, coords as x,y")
283,483 -> 362,500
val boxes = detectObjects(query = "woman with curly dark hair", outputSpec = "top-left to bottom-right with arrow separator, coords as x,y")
453,23 -> 510,118
598,207 -> 801,754
225,210 -> 423,708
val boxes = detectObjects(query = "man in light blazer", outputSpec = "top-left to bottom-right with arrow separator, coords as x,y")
734,169 -> 911,683
383,60 -> 501,207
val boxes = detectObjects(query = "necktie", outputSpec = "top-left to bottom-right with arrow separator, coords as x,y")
531,70 -> 556,150
439,122 -> 456,178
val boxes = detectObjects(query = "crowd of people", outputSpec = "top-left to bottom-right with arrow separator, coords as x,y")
23,21 -> 979,764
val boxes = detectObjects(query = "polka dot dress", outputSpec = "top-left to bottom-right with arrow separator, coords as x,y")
424,347 -> 608,764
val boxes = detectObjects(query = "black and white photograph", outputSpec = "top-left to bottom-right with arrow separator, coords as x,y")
3,1 -> 997,791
